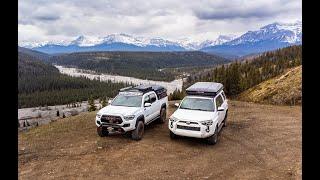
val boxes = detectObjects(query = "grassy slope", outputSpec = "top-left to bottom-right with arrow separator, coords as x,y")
238,65 -> 302,105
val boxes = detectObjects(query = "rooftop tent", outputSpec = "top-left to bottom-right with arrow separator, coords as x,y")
186,82 -> 223,97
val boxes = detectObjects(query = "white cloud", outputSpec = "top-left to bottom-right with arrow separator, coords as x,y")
18,0 -> 302,43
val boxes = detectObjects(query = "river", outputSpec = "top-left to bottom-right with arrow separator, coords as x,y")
54,65 -> 183,94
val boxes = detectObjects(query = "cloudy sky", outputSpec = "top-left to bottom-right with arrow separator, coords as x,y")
18,0 -> 302,43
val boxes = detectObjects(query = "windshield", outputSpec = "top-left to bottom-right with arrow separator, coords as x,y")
179,97 -> 214,111
111,95 -> 142,107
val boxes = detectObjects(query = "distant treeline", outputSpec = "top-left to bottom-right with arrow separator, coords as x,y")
169,45 -> 302,100
49,51 -> 229,82
18,52 -> 128,108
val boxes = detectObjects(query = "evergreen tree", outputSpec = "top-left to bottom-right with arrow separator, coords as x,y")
101,97 -> 107,108
168,89 -> 185,100
184,45 -> 301,97
88,97 -> 96,112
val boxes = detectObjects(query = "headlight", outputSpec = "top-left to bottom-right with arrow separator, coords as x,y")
200,120 -> 213,126
169,116 -> 179,122
124,115 -> 135,121
96,113 -> 102,119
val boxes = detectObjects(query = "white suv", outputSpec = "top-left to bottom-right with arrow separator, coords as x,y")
168,82 -> 228,145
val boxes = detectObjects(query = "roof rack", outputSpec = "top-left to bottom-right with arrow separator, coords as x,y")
186,82 -> 223,97
119,84 -> 167,99
119,86 -> 134,92
134,84 -> 154,93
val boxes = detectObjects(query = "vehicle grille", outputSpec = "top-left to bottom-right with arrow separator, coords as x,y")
177,125 -> 200,131
179,121 -> 198,125
100,115 -> 123,124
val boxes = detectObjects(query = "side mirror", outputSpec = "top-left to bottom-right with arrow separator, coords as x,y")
144,102 -> 151,107
174,103 -> 179,107
108,99 -> 112,104
218,107 -> 225,111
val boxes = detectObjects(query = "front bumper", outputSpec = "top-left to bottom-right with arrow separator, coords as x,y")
168,120 -> 215,138
95,116 -> 136,132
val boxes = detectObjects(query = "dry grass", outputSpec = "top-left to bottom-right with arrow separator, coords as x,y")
238,66 -> 302,105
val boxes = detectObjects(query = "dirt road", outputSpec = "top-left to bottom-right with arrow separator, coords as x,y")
18,101 -> 301,180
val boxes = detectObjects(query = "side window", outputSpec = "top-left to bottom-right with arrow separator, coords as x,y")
221,92 -> 226,100
144,95 -> 150,104
215,95 -> 224,108
149,93 -> 157,103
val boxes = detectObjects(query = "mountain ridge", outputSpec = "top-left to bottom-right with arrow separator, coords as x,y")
19,21 -> 302,57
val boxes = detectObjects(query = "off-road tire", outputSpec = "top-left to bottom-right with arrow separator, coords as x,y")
223,110 -> 228,127
97,126 -> 109,137
169,131 -> 177,139
207,126 -> 218,145
158,107 -> 166,124
131,120 -> 144,141
124,131 -> 132,138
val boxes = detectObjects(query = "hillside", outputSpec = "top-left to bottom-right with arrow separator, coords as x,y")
182,45 -> 302,96
19,100 -> 301,179
238,66 -> 302,105
18,52 -> 128,108
50,51 -> 229,81
18,46 -> 51,61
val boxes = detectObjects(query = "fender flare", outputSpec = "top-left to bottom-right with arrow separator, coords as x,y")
161,103 -> 167,109
212,120 -> 219,133
135,115 -> 145,125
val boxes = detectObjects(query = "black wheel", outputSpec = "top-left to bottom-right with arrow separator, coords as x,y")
97,126 -> 109,137
169,131 -> 177,139
207,126 -> 218,145
158,107 -> 166,124
124,131 -> 132,138
131,121 -> 144,140
223,111 -> 228,127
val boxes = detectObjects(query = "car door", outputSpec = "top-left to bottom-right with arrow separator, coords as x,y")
143,94 -> 153,122
149,92 -> 160,121
215,94 -> 225,126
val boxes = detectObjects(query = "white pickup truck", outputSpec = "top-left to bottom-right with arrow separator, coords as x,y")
168,82 -> 228,145
95,85 -> 168,140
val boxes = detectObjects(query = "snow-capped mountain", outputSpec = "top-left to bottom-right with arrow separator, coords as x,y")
29,33 -> 186,54
200,34 -> 239,48
224,21 -> 301,46
70,35 -> 104,47
19,40 -> 71,49
68,33 -> 184,48
173,38 -> 202,50
19,21 -> 301,57
201,21 -> 302,58
101,33 -> 148,47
